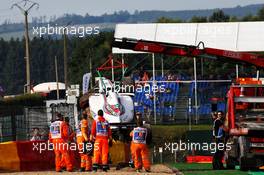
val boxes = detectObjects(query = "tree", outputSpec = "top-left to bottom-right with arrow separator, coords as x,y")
190,16 -> 207,23
258,6 -> 264,20
242,14 -> 258,21
229,16 -> 238,22
209,9 -> 230,22
156,17 -> 183,23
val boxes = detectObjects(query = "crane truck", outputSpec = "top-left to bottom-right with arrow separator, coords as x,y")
113,37 -> 264,170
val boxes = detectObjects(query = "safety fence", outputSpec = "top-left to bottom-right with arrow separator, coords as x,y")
151,130 -> 214,164
0,104 -> 76,143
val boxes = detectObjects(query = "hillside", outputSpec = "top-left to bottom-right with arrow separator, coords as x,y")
50,4 -> 264,24
0,3 -> 263,39
0,5 -> 263,95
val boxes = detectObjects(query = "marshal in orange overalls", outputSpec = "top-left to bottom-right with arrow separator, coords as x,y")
60,117 -> 75,170
130,127 -> 151,172
49,120 -> 73,172
76,116 -> 93,171
90,113 -> 112,172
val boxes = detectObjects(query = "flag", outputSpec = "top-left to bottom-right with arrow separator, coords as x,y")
82,73 -> 91,94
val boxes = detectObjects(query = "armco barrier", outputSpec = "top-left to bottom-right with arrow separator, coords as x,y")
0,140 -> 129,172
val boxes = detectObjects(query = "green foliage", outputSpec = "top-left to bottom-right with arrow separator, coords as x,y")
69,32 -> 114,85
156,6 -> 264,24
190,16 -> 208,23
209,9 -> 230,22
229,16 -> 238,22
0,32 -> 115,95
157,17 -> 183,23
0,4 -> 263,35
0,93 -> 45,107
258,6 -> 264,20
242,14 -> 259,21
241,6 -> 264,21
1,6 -> 264,95
34,4 -> 264,24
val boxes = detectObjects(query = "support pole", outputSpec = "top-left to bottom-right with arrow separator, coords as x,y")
254,70 -> 260,109
188,97 -> 192,130
24,12 -> 30,93
201,57 -> 204,78
236,64 -> 239,79
194,57 -> 198,124
111,56 -> 114,82
122,54 -> 125,76
63,28 -> 68,90
55,56 -> 59,100
89,49 -> 93,89
152,53 -> 157,125
11,114 -> 17,141
161,55 -> 164,77
11,0 -> 39,94
257,70 -> 260,80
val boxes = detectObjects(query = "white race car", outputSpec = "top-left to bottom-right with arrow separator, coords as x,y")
89,78 -> 134,128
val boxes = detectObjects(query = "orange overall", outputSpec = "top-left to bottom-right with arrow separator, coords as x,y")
60,124 -> 75,169
91,116 -> 112,168
130,127 -> 151,171
76,119 -> 92,171
49,120 -> 73,172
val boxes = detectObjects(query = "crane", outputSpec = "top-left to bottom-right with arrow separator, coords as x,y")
113,38 -> 264,68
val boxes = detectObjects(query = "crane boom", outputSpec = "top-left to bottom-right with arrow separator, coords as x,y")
113,38 -> 264,68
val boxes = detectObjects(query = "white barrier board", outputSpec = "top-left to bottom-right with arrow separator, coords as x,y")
112,22 -> 264,53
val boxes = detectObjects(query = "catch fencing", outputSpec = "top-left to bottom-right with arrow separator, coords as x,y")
0,104 -> 76,142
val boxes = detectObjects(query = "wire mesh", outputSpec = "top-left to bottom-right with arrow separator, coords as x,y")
0,105 -> 76,142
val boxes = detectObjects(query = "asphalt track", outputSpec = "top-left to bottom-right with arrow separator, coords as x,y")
0,164 -> 177,175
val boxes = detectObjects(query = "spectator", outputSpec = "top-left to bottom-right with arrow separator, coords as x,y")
30,128 -> 42,141
212,111 -> 226,170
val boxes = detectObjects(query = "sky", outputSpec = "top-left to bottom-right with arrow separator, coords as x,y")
0,0 -> 264,23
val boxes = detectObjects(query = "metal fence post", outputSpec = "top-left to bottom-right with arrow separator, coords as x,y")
11,113 -> 16,141
188,97 -> 192,130
174,150 -> 177,163
159,147 -> 163,163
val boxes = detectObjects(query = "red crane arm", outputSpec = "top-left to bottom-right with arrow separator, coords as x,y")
113,38 -> 264,68
97,54 -> 128,71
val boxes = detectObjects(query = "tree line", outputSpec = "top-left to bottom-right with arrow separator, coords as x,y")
157,7 -> 264,22
1,4 -> 263,34
0,8 -> 264,95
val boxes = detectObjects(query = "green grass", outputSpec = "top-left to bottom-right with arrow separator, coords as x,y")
153,126 -> 264,175
172,163 -> 249,175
